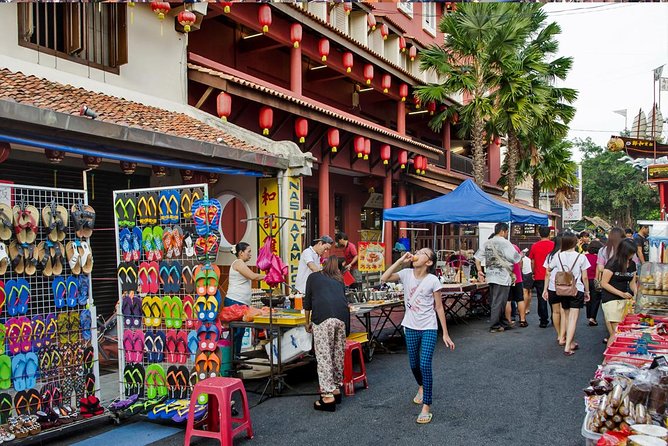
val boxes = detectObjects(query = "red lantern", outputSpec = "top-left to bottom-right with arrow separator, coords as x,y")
150,1 -> 170,20
120,161 -> 137,175
427,102 -> 436,116
354,136 -> 365,158
422,157 -> 429,175
381,74 -> 391,94
290,23 -> 302,48
399,83 -> 408,102
445,2 -> 457,13
207,172 -> 219,185
399,36 -> 406,53
222,1 -> 232,14
398,150 -> 408,169
380,24 -> 389,40
181,169 -> 194,181
343,52 -> 353,73
178,10 -> 196,33
259,107 -> 273,135
408,46 -> 417,62
452,112 -> 459,124
216,92 -> 232,122
367,13 -> 376,31
343,2 -> 352,15
0,143 -> 10,164
258,4 -> 272,33
327,128 -> 339,153
414,156 -> 422,175
364,138 -> 371,160
363,64 -> 374,85
152,165 -> 168,177
412,95 -> 421,109
295,118 -> 308,144
318,38 -> 330,62
84,155 -> 102,169
380,145 -> 391,165
45,150 -> 65,163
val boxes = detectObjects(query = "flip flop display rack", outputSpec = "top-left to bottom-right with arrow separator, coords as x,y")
113,184 -> 226,423
0,183 -> 101,439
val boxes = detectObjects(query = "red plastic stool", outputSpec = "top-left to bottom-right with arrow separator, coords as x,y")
343,340 -> 368,396
184,377 -> 253,446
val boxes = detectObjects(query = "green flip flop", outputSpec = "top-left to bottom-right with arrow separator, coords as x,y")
0,355 -> 10,389
171,297 -> 183,329
162,296 -> 174,329
145,364 -> 167,400
0,324 -> 6,355
153,226 -> 164,259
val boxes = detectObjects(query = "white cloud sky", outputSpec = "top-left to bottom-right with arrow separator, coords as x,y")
543,3 -> 668,159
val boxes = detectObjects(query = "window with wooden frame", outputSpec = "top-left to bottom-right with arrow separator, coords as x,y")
422,1 -> 437,36
18,2 -> 128,72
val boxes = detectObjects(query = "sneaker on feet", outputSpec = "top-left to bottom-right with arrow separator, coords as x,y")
489,327 -> 505,333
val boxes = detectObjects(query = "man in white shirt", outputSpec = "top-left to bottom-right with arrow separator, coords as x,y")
474,223 -> 521,333
294,235 -> 334,293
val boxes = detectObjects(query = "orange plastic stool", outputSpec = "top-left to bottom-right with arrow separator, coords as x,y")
343,340 -> 368,396
184,377 -> 253,446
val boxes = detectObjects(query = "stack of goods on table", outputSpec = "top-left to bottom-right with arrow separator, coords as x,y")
638,263 -> 668,314
0,189 -> 102,440
114,187 -> 227,423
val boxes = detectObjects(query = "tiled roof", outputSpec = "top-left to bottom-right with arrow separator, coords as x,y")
0,68 -> 264,153
188,59 -> 442,156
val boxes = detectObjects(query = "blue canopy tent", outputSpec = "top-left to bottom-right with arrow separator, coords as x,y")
383,179 -> 548,225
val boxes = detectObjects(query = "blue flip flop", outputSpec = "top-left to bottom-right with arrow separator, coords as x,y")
52,277 -> 66,309
187,331 -> 198,363
80,309 -> 92,341
154,330 -> 166,363
11,353 -> 26,391
132,227 -> 143,260
168,190 -> 181,224
66,276 -> 79,308
15,278 -> 30,315
159,191 -> 170,224
168,261 -> 182,294
24,352 -> 38,388
5,280 -> 17,316
78,275 -> 89,306
119,228 -> 132,260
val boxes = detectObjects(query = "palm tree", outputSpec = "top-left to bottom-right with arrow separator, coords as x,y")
415,3 -> 532,186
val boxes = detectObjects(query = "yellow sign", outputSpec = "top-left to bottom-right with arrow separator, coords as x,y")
648,164 -> 668,182
258,178 -> 280,289
287,177 -> 302,286
358,242 -> 385,273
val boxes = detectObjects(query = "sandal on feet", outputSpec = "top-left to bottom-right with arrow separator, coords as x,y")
563,350 -> 575,356
413,392 -> 423,405
416,412 -> 433,424
570,342 -> 579,351
519,321 -> 528,328
588,320 -> 598,326
313,397 -> 336,412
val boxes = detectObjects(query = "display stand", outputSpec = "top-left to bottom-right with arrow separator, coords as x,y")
0,183 -> 100,436
112,184 -> 211,414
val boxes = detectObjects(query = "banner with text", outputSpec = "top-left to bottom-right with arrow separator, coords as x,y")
358,242 -> 385,273
258,178 -> 280,289
287,177 -> 302,286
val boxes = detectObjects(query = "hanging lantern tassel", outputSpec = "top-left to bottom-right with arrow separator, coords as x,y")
327,128 -> 339,153
398,150 -> 408,169
178,10 -> 197,33
91,173 -> 95,200
129,2 -> 135,25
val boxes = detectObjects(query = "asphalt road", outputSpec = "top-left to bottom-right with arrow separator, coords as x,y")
52,299 -> 606,446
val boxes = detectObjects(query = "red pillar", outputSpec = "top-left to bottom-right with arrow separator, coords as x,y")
318,153 -> 330,236
443,119 -> 451,171
397,101 -> 406,135
660,182 -> 668,220
383,173 -> 393,268
488,141 -> 501,185
290,44 -> 302,95
398,182 -> 407,239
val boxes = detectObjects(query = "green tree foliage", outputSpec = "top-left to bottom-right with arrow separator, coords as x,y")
577,137 -> 659,227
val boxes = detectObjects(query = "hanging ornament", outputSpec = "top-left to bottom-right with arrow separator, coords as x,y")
354,136 -> 365,158
399,83 -> 408,102
45,150 -> 65,163
290,23 -> 302,48
451,112 -> 459,124
363,64 -> 374,85
327,128 -> 339,153
427,101 -> 436,116
207,172 -> 219,185
343,2 -> 352,15
222,1 -> 233,14
398,150 -> 408,169
399,36 -> 406,53
83,155 -> 102,169
408,46 -> 417,62
367,13 -> 376,31
152,165 -> 168,177
178,10 -> 197,33
181,169 -> 194,181
364,138 -> 370,160
343,52 -> 353,73
259,106 -> 273,136
120,161 -> 137,175
217,92 -> 232,122
258,4 -> 272,33
380,24 -> 389,40
151,1 -> 170,20
380,145 -> 391,165
318,38 -> 330,62
381,74 -> 391,94
128,1 -> 135,25
412,95 -> 421,109
295,118 -> 308,144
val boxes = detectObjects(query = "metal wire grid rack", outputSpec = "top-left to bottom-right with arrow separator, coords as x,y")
113,184 -> 210,402
0,183 -> 100,410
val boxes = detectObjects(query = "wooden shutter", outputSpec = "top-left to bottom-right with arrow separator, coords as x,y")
65,3 -> 83,55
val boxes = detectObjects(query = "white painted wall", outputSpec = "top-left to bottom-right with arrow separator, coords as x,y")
0,3 -> 187,103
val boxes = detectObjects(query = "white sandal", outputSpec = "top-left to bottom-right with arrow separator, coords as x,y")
80,241 -> 93,274
184,235 -> 194,258
0,242 -> 8,274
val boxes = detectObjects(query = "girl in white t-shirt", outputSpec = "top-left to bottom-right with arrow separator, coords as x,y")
381,248 -> 455,425
542,233 -> 591,356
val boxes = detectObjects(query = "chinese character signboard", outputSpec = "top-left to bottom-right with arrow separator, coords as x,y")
648,164 -> 668,183
258,178 -> 280,289
287,177 -> 302,286
358,242 -> 385,273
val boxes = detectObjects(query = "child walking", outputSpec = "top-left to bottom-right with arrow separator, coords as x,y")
381,248 -> 455,424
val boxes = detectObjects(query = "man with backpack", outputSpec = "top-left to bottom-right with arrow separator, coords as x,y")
475,223 -> 521,333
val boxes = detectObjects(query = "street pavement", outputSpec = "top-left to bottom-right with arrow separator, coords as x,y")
53,299 -> 606,446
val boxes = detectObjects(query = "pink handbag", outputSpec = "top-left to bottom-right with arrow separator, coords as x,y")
265,255 -> 288,287
256,236 -> 273,271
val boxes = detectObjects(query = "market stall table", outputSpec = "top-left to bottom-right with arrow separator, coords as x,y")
349,299 -> 405,361
439,282 -> 490,325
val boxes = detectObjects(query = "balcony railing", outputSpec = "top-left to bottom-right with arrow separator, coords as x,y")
449,153 -> 490,182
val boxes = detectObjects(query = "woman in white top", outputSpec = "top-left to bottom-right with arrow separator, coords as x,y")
542,232 -> 590,356
381,248 -> 455,425
225,242 -> 265,359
